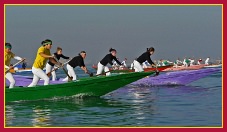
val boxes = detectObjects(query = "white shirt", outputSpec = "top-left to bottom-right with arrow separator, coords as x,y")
113,61 -> 119,66
121,60 -> 127,67
190,59 -> 194,65
205,58 -> 210,65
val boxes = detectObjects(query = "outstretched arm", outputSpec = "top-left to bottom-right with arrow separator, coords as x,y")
113,57 -> 122,66
146,55 -> 155,66
39,52 -> 53,58
14,56 -> 22,61
49,58 -> 62,67
61,54 -> 70,59
81,66 -> 88,73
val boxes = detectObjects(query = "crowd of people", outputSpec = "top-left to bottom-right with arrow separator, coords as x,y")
5,40 -> 157,88
5,39 -> 219,89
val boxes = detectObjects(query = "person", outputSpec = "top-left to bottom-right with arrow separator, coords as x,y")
28,39 -> 61,87
62,51 -> 90,81
142,60 -> 150,68
96,48 -> 122,76
22,62 -> 27,69
112,58 -> 120,70
130,58 -> 137,70
162,60 -> 169,66
205,57 -> 210,65
189,58 -> 195,66
5,43 -> 25,88
113,58 -> 120,66
157,59 -> 163,67
45,47 -> 70,81
133,47 -> 156,72
183,58 -> 190,67
197,58 -> 202,65
121,58 -> 127,67
174,58 -> 182,68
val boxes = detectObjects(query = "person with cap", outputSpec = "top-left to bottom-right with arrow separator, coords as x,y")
45,47 -> 70,81
133,47 -> 156,72
197,58 -> 202,65
28,39 -> 61,87
5,43 -> 25,88
62,51 -> 91,81
96,48 -> 123,76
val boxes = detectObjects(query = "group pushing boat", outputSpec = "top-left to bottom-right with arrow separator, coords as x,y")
5,40 -> 222,103
5,41 -> 160,102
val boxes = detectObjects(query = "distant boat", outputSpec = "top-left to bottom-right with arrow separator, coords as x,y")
163,64 -> 205,72
204,64 -> 222,68
92,64 -> 172,73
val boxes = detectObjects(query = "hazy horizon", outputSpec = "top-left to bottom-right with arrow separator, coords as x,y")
6,5 -> 222,66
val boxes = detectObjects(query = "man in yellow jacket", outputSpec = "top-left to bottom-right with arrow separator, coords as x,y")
28,39 -> 61,87
5,43 -> 25,88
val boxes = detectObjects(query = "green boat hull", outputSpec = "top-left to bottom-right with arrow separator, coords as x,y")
5,72 -> 153,102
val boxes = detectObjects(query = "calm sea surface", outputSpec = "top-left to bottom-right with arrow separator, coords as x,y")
5,67 -> 222,127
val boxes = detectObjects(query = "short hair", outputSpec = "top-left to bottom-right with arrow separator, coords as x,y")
147,47 -> 155,52
79,51 -> 86,55
57,47 -> 62,52
80,51 -> 86,54
109,48 -> 116,52
5,43 -> 12,48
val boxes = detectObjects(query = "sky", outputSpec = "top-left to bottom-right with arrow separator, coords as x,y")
5,5 -> 222,66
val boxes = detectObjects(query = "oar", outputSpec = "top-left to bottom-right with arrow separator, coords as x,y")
155,65 -> 159,75
47,57 -> 73,82
62,67 -> 73,82
5,58 -> 25,74
143,65 -> 159,77
87,71 -> 94,77
46,59 -> 72,77
95,70 -> 112,76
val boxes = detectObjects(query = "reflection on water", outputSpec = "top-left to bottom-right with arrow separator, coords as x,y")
5,105 -> 15,126
31,106 -> 52,127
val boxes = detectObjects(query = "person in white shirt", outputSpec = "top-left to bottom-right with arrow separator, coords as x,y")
189,58 -> 195,66
157,60 -> 162,67
142,60 -> 150,68
121,58 -> 127,67
205,57 -> 210,65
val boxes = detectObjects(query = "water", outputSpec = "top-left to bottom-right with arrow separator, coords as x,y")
5,67 -> 222,127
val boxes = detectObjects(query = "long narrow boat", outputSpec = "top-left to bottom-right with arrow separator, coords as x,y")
92,65 -> 172,73
163,64 -> 205,72
5,72 -> 153,103
204,64 -> 222,68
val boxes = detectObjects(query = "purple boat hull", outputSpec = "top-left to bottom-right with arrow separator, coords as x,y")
6,68 -> 221,87
130,68 -> 221,86
5,75 -> 65,87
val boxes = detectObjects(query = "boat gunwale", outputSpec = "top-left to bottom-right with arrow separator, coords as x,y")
6,72 -> 154,93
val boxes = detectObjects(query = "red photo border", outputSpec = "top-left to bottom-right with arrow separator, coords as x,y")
1,0 -> 225,131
